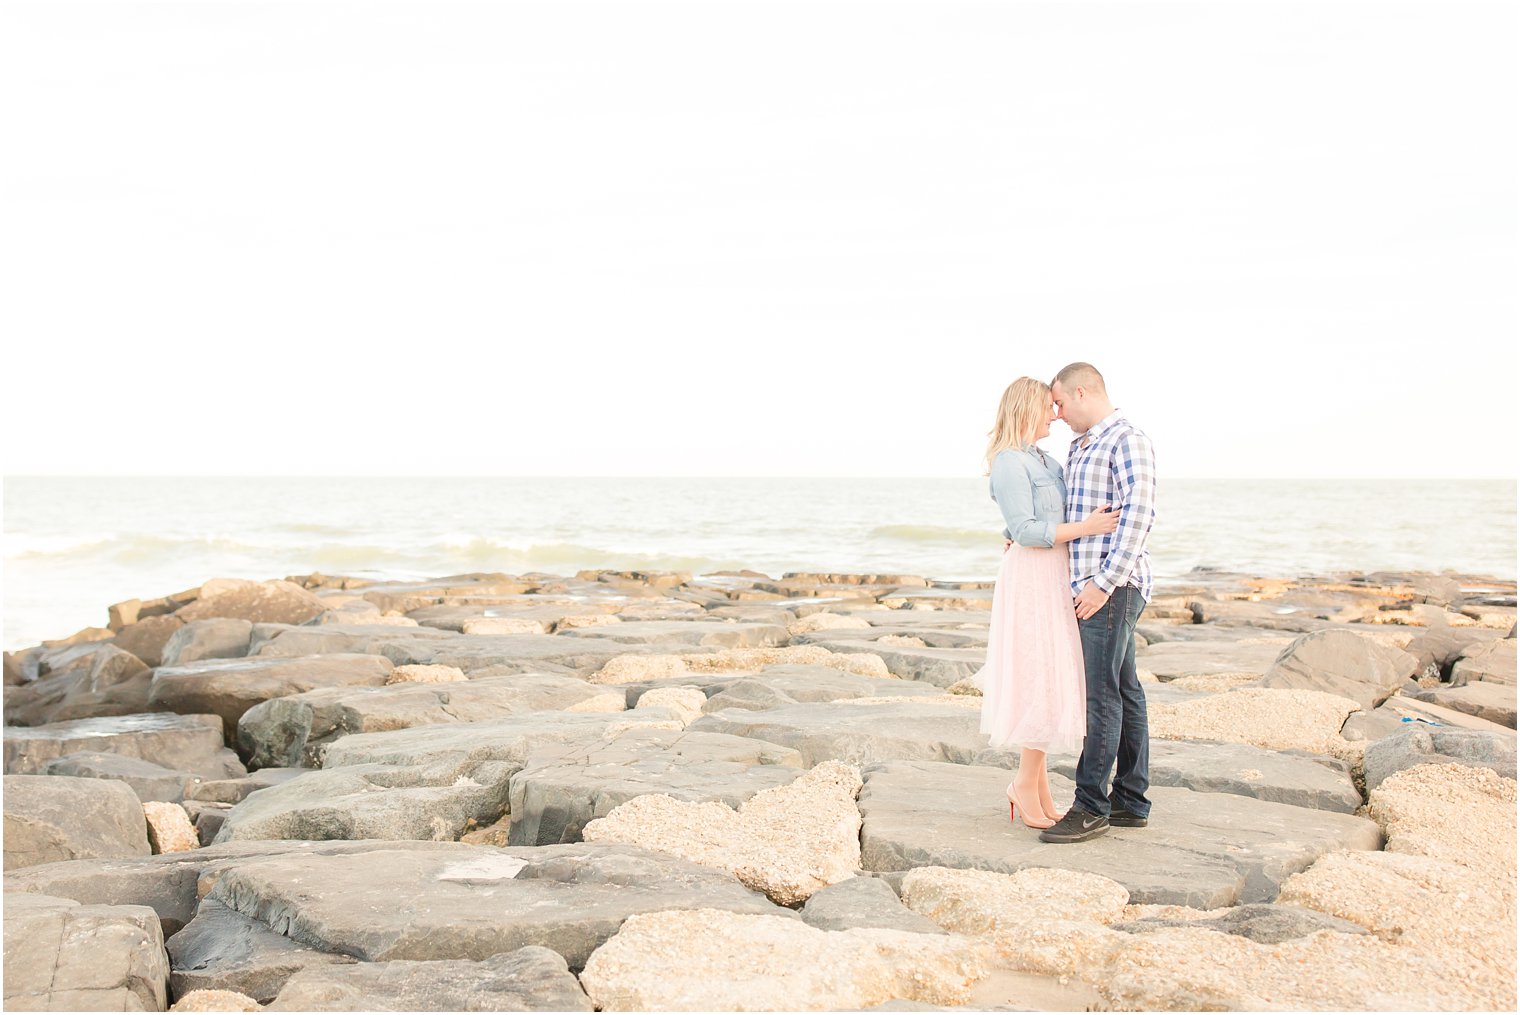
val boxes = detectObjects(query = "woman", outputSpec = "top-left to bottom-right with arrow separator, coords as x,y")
974,377 -> 1118,829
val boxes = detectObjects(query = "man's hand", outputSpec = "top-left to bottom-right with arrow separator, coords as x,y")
1074,583 -> 1110,621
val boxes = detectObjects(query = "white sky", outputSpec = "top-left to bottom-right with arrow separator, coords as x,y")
1,0 -> 1514,478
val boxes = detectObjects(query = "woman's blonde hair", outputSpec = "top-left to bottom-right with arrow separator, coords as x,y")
984,377 -> 1051,474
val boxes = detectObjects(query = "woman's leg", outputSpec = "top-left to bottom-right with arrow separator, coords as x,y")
1034,752 -> 1062,821
1010,748 -> 1053,827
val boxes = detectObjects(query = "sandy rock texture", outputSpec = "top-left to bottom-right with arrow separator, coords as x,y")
583,759 -> 863,903
3,892 -> 170,1011
578,908 -> 989,1011
170,989 -> 261,1012
143,800 -> 199,853
1150,686 -> 1366,762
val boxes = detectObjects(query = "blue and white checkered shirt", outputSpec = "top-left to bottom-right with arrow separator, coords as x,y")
1065,409 -> 1157,601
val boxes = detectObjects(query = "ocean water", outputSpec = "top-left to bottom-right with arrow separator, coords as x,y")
3,476 -> 1514,650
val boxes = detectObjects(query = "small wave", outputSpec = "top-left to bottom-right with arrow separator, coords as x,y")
870,524 -> 994,546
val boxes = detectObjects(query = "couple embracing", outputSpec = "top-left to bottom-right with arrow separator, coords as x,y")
973,362 -> 1157,844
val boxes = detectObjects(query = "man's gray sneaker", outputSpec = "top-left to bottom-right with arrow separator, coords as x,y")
1109,808 -> 1148,828
1038,807 -> 1110,843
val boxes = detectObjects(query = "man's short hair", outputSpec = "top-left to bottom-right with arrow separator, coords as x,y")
1053,362 -> 1106,394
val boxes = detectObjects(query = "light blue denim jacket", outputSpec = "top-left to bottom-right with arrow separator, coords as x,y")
990,447 -> 1068,548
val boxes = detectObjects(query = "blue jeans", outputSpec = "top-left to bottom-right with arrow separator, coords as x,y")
1072,585 -> 1151,818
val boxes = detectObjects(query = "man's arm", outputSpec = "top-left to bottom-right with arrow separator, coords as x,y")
1090,430 -> 1157,595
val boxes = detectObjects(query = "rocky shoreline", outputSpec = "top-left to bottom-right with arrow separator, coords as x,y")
3,567 -> 1515,1011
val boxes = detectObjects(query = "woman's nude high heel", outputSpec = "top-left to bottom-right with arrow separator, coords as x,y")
1006,782 -> 1055,830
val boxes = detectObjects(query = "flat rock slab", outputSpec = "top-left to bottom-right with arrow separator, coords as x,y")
168,897 -> 357,1003
691,700 -> 989,767
1452,638 -> 1517,686
2,892 -> 169,1011
508,727 -> 804,845
237,671 -> 612,768
858,760 -> 1382,907
150,654 -> 396,742
807,640 -> 985,687
267,946 -> 593,1012
4,774 -> 152,871
209,842 -> 790,968
1137,640 -> 1290,679
1411,681 -> 1517,727
992,739 -> 1361,813
217,710 -> 687,843
2,839 -> 470,937
4,711 -> 244,780
557,620 -> 788,648
1113,902 -> 1370,944
41,751 -> 198,803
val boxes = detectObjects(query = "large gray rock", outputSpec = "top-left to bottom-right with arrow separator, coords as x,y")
4,712 -> 246,781
267,947 -> 593,1011
208,842 -> 791,968
1113,903 -> 1370,944
690,700 -> 988,767
42,752 -> 198,803
1411,681 -> 1517,727
237,671 -> 613,768
1452,638 -> 1517,686
1361,726 -> 1518,789
167,897 -> 357,1003
3,643 -> 154,726
2,893 -> 169,1011
806,639 -> 982,687
857,760 -> 1382,907
1137,639 -> 1289,680
507,727 -> 804,846
216,710 -> 679,844
1257,629 -> 1419,710
1403,626 -> 1501,681
149,654 -> 395,743
3,775 -> 152,870
2,839 -> 469,937
185,768 -> 308,805
253,626 -> 647,677
1035,739 -> 1362,812
161,618 -> 255,667
211,759 -> 515,844
174,578 -> 327,626
798,875 -> 946,935
111,614 -> 186,668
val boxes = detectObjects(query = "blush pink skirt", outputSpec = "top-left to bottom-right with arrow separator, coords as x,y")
972,542 -> 1087,755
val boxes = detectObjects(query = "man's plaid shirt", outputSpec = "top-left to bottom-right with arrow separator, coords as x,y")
1065,409 -> 1156,601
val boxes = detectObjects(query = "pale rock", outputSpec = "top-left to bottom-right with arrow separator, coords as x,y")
462,617 -> 549,635
564,691 -> 627,713
143,801 -> 200,854
583,759 -> 863,904
788,613 -> 872,636
592,646 -> 889,683
945,678 -> 982,696
171,989 -> 261,1011
602,717 -> 686,737
1150,687 -> 1365,763
385,663 -> 467,685
1368,762 -> 1516,874
634,685 -> 707,725
554,613 -> 623,631
578,909 -> 990,1011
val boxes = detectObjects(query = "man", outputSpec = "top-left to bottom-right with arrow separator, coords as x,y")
1039,362 -> 1157,844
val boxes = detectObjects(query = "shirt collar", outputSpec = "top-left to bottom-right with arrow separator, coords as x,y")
1071,409 -> 1125,448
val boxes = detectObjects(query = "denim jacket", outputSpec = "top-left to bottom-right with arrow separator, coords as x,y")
990,447 -> 1067,548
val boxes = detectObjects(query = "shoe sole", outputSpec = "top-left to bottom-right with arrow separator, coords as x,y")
1109,817 -> 1147,828
1038,824 -> 1110,844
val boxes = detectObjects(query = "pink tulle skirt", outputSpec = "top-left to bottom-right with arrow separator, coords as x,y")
973,542 -> 1087,755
